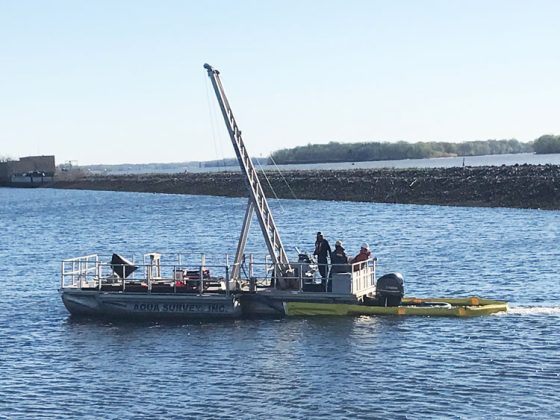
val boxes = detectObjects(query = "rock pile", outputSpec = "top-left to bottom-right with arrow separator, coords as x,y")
48,164 -> 560,210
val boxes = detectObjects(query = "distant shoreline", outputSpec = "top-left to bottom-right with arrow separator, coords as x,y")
73,152 -> 560,176
43,164 -> 560,210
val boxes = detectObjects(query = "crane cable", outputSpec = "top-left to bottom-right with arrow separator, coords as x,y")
268,154 -> 298,200
256,158 -> 287,213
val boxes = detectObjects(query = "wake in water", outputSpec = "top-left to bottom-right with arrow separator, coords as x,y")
503,305 -> 560,316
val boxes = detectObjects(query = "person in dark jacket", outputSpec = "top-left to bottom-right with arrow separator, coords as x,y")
313,232 -> 332,280
328,240 -> 349,292
330,240 -> 349,274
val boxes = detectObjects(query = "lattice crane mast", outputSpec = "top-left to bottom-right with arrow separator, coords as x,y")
204,64 -> 292,281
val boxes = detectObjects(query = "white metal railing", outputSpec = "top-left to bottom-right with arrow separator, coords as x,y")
350,258 -> 376,296
61,254 -> 99,289
60,253 -> 233,296
247,257 -> 376,295
60,253 -> 376,297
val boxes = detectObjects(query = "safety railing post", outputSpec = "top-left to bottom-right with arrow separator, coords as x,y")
225,264 -> 230,296
98,261 -> 102,290
226,254 -> 230,290
147,263 -> 152,293
298,262 -> 303,291
248,254 -> 256,293
173,265 -> 177,293
199,265 -> 203,296
249,254 -> 254,278
373,258 -> 376,286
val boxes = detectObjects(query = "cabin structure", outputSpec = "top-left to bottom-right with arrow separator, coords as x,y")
0,155 -> 56,186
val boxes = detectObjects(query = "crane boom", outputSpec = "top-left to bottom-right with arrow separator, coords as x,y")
204,64 -> 291,279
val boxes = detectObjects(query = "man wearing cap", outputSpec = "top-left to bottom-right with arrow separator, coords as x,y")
330,240 -> 349,274
327,240 -> 349,292
313,232 -> 332,281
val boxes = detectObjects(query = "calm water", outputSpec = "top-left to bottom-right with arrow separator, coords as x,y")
1,188 -> 559,419
96,152 -> 560,174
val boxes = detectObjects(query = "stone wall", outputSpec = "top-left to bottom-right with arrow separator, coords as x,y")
47,165 -> 560,210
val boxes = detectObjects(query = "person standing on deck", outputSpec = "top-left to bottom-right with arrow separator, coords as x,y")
330,240 -> 349,274
351,243 -> 372,271
328,240 -> 349,292
314,232 -> 332,280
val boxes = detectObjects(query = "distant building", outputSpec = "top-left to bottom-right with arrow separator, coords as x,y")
0,155 -> 56,186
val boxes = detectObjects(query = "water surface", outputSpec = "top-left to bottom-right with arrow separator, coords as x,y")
0,188 -> 559,419
93,152 -> 560,174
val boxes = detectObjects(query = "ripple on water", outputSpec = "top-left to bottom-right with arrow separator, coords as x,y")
1,188 -> 560,418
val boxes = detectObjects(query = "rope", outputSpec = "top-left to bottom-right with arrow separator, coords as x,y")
268,154 -> 298,200
256,158 -> 286,213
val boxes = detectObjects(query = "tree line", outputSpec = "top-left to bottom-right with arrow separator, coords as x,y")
269,136 -> 560,164
533,135 -> 560,154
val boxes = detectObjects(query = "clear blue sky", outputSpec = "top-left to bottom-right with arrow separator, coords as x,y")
1,0 -> 559,165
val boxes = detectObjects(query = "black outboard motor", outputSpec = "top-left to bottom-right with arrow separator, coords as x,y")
291,249 -> 321,291
298,253 -> 312,264
294,251 -> 317,279
376,273 -> 404,307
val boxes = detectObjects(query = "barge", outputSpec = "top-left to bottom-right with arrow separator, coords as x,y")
60,64 -> 508,319
60,253 -> 507,318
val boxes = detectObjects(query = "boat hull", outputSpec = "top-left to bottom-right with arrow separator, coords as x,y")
61,289 -> 507,319
61,289 -> 242,319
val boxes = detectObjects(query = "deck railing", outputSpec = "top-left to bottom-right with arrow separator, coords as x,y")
61,253 -> 376,297
349,259 -> 376,296
61,253 -> 232,296
251,257 -> 376,296
61,254 -> 99,289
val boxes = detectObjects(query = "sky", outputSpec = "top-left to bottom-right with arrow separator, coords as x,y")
1,0 -> 559,165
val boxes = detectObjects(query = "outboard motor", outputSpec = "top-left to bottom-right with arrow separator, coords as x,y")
294,251 -> 317,280
376,273 -> 404,307
291,249 -> 321,291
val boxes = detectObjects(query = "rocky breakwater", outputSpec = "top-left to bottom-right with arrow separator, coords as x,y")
49,164 -> 560,209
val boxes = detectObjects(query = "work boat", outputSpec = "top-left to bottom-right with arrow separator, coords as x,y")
60,64 -> 508,319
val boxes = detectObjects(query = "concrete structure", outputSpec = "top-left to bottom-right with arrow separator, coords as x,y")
0,155 -> 56,186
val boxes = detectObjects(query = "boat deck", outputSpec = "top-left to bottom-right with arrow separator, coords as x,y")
60,253 -> 507,318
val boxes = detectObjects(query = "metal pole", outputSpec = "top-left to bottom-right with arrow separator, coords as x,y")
200,254 -> 206,295
199,265 -> 203,296
225,264 -> 230,296
232,198 -> 254,280
299,263 -> 303,292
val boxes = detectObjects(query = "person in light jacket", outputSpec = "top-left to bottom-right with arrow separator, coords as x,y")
351,243 -> 372,271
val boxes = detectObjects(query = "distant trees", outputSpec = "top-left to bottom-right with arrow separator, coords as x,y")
533,135 -> 560,154
270,139 -> 533,165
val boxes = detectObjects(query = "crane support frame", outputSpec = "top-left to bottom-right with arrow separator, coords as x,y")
204,64 -> 291,280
